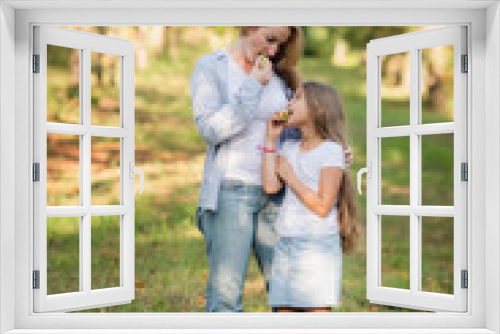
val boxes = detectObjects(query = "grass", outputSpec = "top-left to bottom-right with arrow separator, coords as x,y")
45,47 -> 454,313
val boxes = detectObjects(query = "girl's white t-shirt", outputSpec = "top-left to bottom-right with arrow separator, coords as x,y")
276,139 -> 345,236
219,49 -> 289,185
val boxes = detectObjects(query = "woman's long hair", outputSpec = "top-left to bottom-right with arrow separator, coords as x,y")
302,81 -> 360,254
240,26 -> 304,92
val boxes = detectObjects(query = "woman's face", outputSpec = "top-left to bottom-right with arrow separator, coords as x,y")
244,26 -> 291,60
286,85 -> 309,127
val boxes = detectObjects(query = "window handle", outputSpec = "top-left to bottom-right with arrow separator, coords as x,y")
129,161 -> 144,195
357,161 -> 371,195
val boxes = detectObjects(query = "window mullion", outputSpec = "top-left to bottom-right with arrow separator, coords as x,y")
409,47 -> 420,294
82,47 -> 92,294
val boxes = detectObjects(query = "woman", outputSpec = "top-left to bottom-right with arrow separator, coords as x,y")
189,26 -> 352,312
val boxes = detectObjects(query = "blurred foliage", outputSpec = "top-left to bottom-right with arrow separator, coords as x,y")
42,26 -> 454,313
303,26 -> 408,57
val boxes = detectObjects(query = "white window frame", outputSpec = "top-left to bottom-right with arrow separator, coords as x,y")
0,1 -> 498,333
33,25 -> 137,313
365,25 -> 468,312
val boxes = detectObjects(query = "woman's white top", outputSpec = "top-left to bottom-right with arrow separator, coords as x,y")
219,49 -> 289,185
276,139 -> 345,236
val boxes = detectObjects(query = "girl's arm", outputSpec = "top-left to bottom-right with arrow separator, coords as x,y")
282,166 -> 342,218
262,113 -> 286,194
277,147 -> 344,218
262,138 -> 283,194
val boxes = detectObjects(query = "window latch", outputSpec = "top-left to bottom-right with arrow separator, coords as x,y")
129,161 -> 144,195
357,161 -> 372,195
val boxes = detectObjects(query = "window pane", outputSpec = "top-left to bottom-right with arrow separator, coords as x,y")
421,216 -> 454,294
380,51 -> 410,127
421,45 -> 454,124
47,45 -> 80,124
47,216 -> 80,295
91,215 -> 121,290
381,215 -> 410,290
381,136 -> 410,205
91,52 -> 121,127
47,133 -> 80,206
91,137 -> 121,205
421,133 -> 454,206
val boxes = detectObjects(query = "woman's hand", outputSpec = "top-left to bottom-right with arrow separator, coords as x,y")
250,55 -> 272,86
345,146 -> 354,167
266,112 -> 286,142
276,154 -> 294,182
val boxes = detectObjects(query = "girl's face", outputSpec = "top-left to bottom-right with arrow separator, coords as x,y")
286,85 -> 310,127
244,26 -> 291,61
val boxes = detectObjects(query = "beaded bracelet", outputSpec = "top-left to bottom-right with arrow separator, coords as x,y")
256,144 -> 277,153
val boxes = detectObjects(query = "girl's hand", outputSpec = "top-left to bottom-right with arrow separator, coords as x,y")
266,112 -> 285,142
250,55 -> 272,86
276,154 -> 294,182
345,146 -> 354,167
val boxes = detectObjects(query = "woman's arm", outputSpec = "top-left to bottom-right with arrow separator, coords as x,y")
189,58 -> 264,147
278,162 -> 343,218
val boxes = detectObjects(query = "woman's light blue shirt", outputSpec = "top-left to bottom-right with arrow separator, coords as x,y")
189,49 -> 301,212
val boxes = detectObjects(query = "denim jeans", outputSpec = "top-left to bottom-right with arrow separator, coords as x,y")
198,179 -> 285,312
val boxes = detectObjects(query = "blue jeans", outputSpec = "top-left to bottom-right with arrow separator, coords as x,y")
197,179 -> 285,312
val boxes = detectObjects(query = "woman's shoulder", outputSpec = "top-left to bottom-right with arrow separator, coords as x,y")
191,50 -> 228,85
196,50 -> 227,66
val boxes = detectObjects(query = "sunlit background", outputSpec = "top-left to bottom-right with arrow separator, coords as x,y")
44,26 -> 454,312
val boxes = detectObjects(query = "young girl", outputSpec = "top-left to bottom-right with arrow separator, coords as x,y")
262,81 -> 359,312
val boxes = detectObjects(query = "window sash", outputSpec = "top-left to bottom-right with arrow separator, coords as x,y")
32,25 -> 136,313
7,4 -> 490,332
365,25 -> 468,312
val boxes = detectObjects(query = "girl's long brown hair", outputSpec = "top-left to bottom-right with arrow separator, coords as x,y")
240,26 -> 304,92
302,81 -> 360,254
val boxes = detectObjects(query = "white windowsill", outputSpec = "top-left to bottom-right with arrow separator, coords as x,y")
0,0 -> 497,333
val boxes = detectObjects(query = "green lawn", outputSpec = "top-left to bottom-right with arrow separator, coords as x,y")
46,49 -> 454,313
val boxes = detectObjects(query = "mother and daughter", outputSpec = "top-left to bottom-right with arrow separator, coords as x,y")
190,26 -> 360,312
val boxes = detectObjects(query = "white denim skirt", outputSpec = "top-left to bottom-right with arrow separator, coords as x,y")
268,233 -> 342,308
